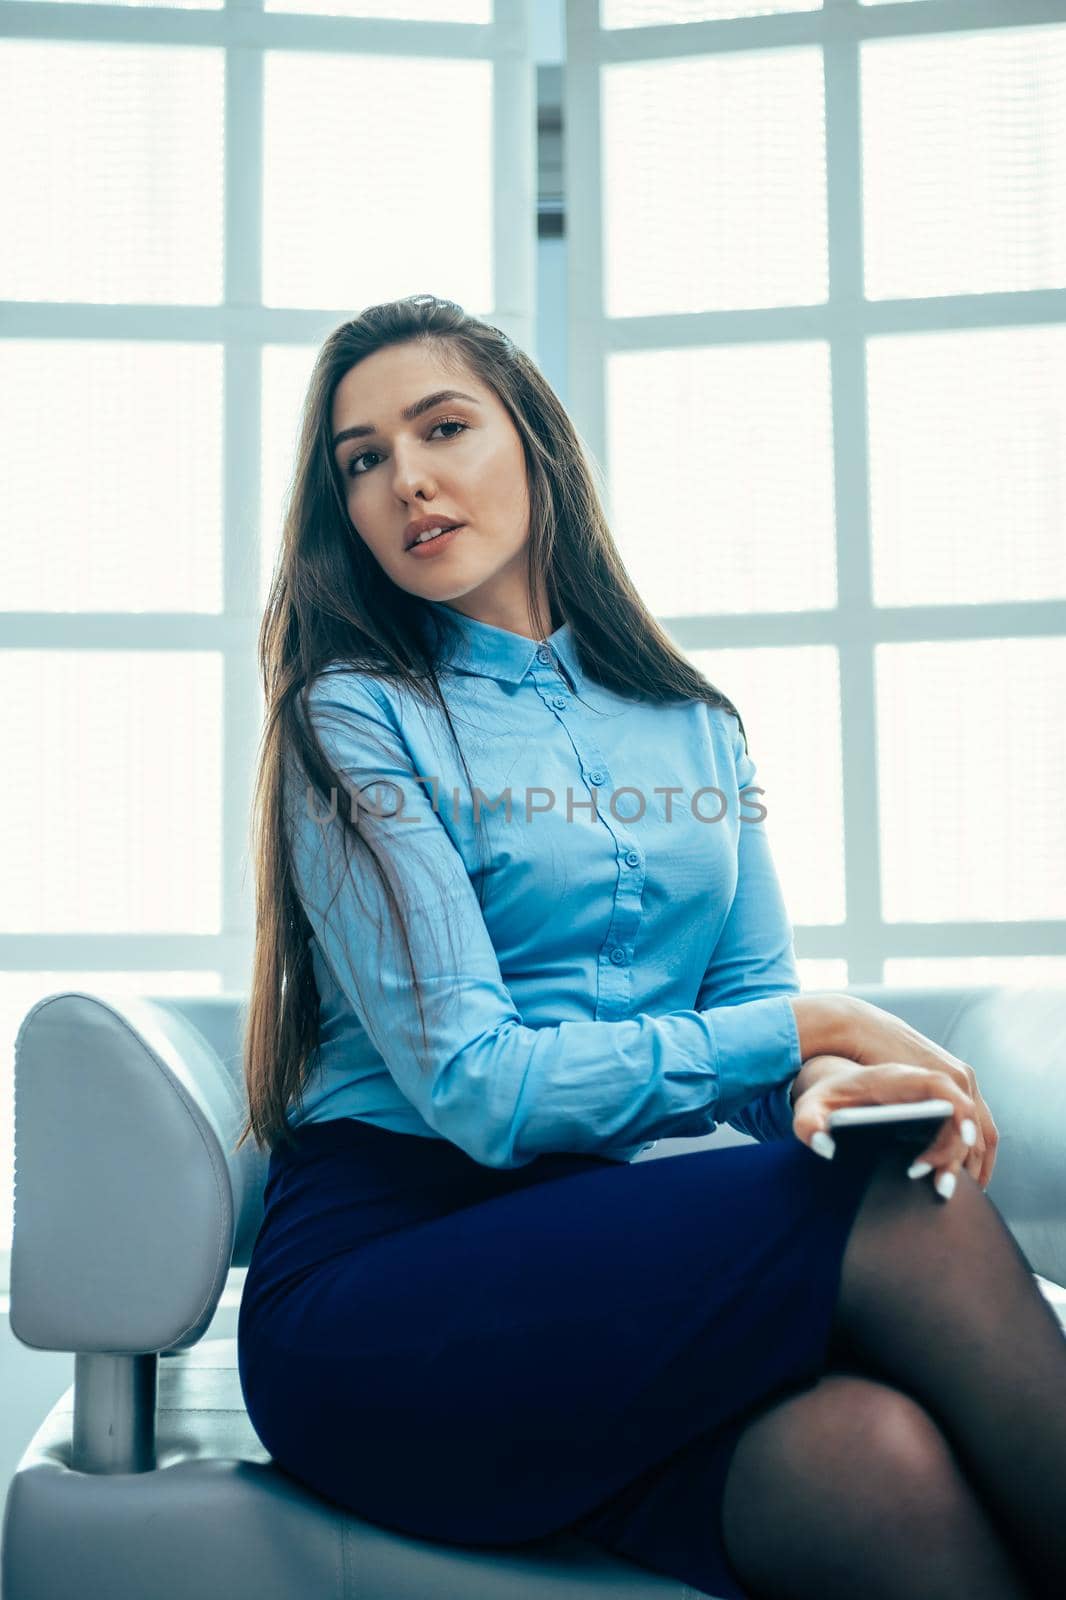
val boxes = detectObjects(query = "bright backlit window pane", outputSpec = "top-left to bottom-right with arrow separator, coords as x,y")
688,644 -> 845,927
28,0 -> 221,7
868,326 -> 1066,607
1,342 -> 223,613
884,957 -> 1066,986
862,25 -> 1066,300
261,345 -> 320,602
0,653 -> 223,934
0,41 -> 224,305
602,1 -> 820,27
601,49 -> 827,317
266,0 -> 489,14
607,344 -> 837,616
877,639 -> 1066,924
796,959 -> 850,992
262,52 -> 494,311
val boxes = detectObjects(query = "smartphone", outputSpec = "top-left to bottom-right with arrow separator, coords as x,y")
826,1099 -> 955,1155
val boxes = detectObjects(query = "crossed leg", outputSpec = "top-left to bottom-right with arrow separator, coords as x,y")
721,1148 -> 1066,1599
721,1371 -> 1029,1598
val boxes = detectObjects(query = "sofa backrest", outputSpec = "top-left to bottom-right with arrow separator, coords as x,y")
10,983 -> 1065,1356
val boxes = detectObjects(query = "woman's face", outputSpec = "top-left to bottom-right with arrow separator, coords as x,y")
331,341 -> 544,636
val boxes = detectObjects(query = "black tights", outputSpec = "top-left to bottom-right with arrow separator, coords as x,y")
720,1149 -> 1066,1599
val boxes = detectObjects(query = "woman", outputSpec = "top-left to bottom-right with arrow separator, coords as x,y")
234,293 -> 1066,1600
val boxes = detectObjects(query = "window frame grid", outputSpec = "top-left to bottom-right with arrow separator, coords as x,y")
0,0 -> 536,988
0,0 -> 537,1285
565,0 -> 1066,985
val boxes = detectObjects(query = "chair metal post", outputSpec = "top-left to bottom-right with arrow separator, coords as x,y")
71,1353 -> 158,1473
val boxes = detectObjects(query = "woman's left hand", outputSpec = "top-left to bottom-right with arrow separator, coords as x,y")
929,1053 -> 998,1188
821,998 -> 1000,1188
790,1058 -> 998,1193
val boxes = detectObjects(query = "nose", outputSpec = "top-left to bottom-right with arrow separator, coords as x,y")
390,444 -> 437,502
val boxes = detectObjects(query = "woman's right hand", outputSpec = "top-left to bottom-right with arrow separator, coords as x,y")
835,996 -> 999,1189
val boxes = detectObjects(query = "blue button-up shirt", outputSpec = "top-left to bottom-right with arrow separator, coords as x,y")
286,603 -> 803,1167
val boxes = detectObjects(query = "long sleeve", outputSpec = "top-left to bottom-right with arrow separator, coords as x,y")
288,671 -> 803,1169
694,716 -> 802,1144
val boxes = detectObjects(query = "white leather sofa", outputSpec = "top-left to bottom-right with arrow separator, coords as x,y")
4,983 -> 1065,1600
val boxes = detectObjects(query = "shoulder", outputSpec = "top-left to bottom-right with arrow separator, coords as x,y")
702,699 -> 743,749
305,664 -> 397,725
295,669 -> 409,780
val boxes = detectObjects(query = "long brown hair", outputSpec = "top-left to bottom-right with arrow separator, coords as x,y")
234,292 -> 747,1156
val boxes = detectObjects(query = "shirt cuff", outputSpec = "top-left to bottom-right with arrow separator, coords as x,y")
763,1075 -> 801,1142
710,993 -> 802,1122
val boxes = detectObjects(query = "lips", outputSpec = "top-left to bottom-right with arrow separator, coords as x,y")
407,523 -> 464,556
407,522 -> 462,550
403,521 -> 460,553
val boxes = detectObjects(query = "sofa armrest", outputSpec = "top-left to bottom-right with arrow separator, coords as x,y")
10,992 -> 252,1355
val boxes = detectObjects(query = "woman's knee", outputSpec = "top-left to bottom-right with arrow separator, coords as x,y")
722,1374 -> 977,1580
851,1147 -> 987,1237
834,1158 -> 992,1324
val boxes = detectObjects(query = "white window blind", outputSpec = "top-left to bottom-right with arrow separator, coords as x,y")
565,0 -> 1066,993
0,0 -> 536,1278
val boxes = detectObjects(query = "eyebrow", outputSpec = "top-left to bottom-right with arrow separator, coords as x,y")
332,390 -> 482,453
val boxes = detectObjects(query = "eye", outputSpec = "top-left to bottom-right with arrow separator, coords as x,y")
345,418 -> 468,480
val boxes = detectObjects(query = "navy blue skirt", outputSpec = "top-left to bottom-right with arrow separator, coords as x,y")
237,1117 -> 882,1600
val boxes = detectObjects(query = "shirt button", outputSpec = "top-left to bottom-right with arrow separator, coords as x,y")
589,770 -> 606,786
609,948 -> 627,965
625,851 -> 640,867
536,647 -> 551,664
551,694 -> 568,710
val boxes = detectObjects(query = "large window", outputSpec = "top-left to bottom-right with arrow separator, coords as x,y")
565,0 -> 1066,996
0,0 -> 536,1274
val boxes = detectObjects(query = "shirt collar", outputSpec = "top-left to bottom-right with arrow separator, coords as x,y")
420,601 -> 582,689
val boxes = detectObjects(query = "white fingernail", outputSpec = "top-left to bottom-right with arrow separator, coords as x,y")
960,1119 -> 977,1148
935,1170 -> 957,1201
811,1130 -> 836,1160
907,1160 -> 934,1179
